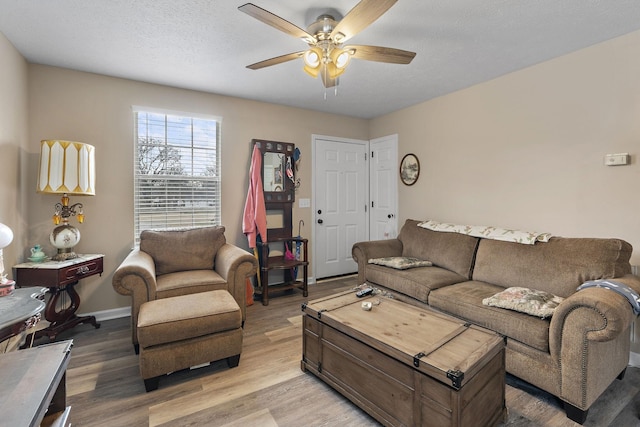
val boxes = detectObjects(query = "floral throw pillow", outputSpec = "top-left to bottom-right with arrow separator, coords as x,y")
368,257 -> 432,270
482,287 -> 564,318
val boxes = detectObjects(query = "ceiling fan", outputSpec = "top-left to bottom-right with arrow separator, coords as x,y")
238,0 -> 416,88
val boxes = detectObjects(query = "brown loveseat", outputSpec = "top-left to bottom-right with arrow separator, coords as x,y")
352,219 -> 640,424
112,226 -> 258,352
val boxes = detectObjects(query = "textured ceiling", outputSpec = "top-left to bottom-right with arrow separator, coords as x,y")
1,1 -> 640,119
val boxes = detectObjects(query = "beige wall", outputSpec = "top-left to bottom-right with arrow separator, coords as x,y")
5,27 -> 640,318
0,33 -> 28,273
25,65 -> 368,314
371,29 -> 640,266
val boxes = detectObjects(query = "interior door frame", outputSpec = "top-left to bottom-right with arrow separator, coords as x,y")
311,134 -> 369,282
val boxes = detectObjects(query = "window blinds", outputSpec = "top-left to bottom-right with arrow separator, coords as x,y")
133,109 -> 221,243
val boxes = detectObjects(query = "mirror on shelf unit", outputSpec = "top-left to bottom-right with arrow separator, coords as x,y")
252,139 -> 295,202
263,152 -> 285,192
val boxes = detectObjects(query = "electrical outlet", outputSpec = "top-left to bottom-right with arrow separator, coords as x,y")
299,198 -> 310,208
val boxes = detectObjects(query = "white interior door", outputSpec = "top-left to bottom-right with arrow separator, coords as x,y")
313,136 -> 368,279
370,135 -> 398,240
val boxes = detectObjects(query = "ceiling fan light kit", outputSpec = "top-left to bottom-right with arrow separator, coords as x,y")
303,48 -> 322,68
239,0 -> 416,89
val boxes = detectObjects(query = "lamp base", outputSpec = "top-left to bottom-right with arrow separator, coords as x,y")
52,248 -> 79,261
50,223 -> 81,261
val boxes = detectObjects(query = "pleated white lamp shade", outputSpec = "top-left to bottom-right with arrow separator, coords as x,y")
37,140 -> 95,196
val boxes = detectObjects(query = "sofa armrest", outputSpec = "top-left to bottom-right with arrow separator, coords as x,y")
550,274 -> 640,352
215,243 -> 259,321
112,249 -> 158,347
550,287 -> 634,350
549,285 -> 636,408
352,239 -> 403,284
112,249 -> 157,300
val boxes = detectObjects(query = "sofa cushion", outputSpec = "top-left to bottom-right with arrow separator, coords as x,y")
429,281 -> 551,352
368,256 -> 432,270
482,287 -> 564,318
472,237 -> 632,298
155,269 -> 228,299
140,226 -> 226,275
398,219 -> 479,279
137,290 -> 241,348
366,264 -> 467,303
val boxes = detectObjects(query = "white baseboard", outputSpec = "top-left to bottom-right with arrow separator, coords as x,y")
79,306 -> 131,322
629,351 -> 640,368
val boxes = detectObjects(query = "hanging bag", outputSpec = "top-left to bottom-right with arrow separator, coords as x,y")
284,242 -> 296,281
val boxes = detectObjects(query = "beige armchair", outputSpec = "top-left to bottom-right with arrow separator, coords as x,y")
112,226 -> 258,352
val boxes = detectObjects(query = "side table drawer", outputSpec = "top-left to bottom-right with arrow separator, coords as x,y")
58,258 -> 103,286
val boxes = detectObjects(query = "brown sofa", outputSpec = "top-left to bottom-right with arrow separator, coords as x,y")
112,226 -> 258,352
352,219 -> 640,424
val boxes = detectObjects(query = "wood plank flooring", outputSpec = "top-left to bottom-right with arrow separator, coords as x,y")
38,275 -> 640,426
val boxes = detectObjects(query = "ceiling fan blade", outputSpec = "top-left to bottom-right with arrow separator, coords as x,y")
346,45 -> 416,64
239,3 -> 315,43
319,64 -> 338,88
246,51 -> 305,70
330,0 -> 397,43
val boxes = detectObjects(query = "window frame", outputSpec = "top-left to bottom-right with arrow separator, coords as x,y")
132,106 -> 222,244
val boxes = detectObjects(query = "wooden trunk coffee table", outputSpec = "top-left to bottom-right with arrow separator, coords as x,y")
301,291 -> 506,427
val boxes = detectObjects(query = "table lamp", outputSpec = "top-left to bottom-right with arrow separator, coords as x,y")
37,140 -> 95,261
0,222 -> 13,285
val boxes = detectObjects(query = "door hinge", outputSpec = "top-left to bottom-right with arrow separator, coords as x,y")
365,152 -> 368,161
371,151 -> 374,158
371,201 -> 375,208
365,204 -> 367,213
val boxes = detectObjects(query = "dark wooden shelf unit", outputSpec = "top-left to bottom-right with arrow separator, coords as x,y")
251,138 -> 308,306
256,236 -> 308,305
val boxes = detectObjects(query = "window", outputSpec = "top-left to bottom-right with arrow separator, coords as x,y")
133,108 -> 221,243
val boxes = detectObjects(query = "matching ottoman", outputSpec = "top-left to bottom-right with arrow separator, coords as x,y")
137,290 -> 243,392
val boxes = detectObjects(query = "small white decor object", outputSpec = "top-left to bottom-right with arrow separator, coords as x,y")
0,223 -> 15,295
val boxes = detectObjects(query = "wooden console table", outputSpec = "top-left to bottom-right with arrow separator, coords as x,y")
0,339 -> 73,426
13,254 -> 103,341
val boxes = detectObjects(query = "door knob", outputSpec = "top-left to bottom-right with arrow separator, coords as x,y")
387,214 -> 392,219
317,209 -> 322,214
317,219 -> 323,224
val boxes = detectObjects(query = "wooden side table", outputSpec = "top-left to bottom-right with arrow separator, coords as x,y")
13,254 -> 104,341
